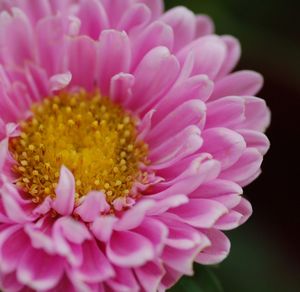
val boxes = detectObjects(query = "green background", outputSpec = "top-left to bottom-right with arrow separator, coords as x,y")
165,1 -> 300,291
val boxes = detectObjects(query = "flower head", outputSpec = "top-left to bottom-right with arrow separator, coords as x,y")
0,1 -> 270,291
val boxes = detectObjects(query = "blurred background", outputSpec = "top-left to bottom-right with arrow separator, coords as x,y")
165,0 -> 300,291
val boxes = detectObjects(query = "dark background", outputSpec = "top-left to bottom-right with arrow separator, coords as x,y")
166,0 -> 300,291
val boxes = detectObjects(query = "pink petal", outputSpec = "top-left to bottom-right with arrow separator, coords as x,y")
195,14 -> 214,37
0,225 -> 27,273
211,70 -> 263,100
149,126 -> 202,168
177,35 -> 226,79
107,231 -> 154,267
109,73 -> 135,104
117,3 -> 151,32
238,96 -> 271,131
49,71 -> 72,92
147,100 -> 206,148
107,266 -> 139,292
53,217 -> 91,266
147,195 -> 189,215
170,198 -> 228,228
52,166 -> 75,216
220,148 -> 263,186
77,0 -> 109,39
130,46 -> 180,114
12,0 -> 51,24
25,223 -> 55,254
97,30 -> 131,95
0,8 -> 36,67
152,74 -> 213,126
133,217 -> 168,255
101,0 -> 133,27
161,218 -> 208,250
216,35 -> 241,78
17,247 -> 64,290
162,245 -> 203,275
35,14 -> 69,76
130,21 -> 174,69
135,261 -> 165,292
91,215 -> 118,242
71,240 -> 114,282
0,138 -> 8,170
201,127 -> 246,170
0,272 -> 24,292
160,6 -> 196,52
206,96 -> 245,128
233,197 -> 253,225
115,200 -> 155,231
67,36 -> 97,90
136,0 -> 164,19
75,191 -> 109,222
237,129 -> 270,155
190,179 -> 242,209
196,229 -> 230,265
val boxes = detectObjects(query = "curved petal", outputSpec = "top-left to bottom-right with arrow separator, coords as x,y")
160,6 -> 196,52
200,127 -> 246,170
0,225 -> 28,273
77,0 -> 109,39
195,14 -> 214,37
115,200 -> 155,231
66,36 -> 97,90
52,166 -> 75,216
75,191 -> 109,222
135,261 -> 165,292
211,70 -> 264,100
17,247 -> 64,291
128,46 -> 180,113
97,30 -> 131,95
177,35 -> 226,79
196,229 -> 230,265
170,198 -> 228,228
71,240 -> 114,283
107,231 -> 154,267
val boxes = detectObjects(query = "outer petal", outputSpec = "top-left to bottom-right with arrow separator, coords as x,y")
0,226 -> 28,274
107,231 -> 154,267
136,0 -> 164,19
16,247 -> 64,291
177,35 -> 226,79
160,6 -> 196,52
170,198 -> 227,228
97,30 -> 131,95
52,166 -> 75,216
195,14 -> 214,37
107,266 -> 139,292
196,229 -> 230,265
77,0 -> 109,39
135,261 -> 165,292
128,46 -> 179,113
211,70 -> 264,100
66,36 -> 97,90
75,191 -> 109,222
200,128 -> 246,170
71,240 -> 115,283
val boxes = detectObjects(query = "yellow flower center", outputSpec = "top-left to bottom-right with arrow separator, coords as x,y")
9,90 -> 149,205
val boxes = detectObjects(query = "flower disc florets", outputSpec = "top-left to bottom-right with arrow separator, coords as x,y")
9,90 -> 148,206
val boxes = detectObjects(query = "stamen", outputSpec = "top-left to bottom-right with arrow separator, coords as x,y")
9,90 -> 148,206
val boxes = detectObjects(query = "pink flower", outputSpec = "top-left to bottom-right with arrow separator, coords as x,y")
0,1 -> 270,291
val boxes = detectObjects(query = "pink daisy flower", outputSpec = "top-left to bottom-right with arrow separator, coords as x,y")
0,0 -> 270,291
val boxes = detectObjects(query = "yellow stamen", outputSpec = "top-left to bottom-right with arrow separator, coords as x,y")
9,90 -> 148,205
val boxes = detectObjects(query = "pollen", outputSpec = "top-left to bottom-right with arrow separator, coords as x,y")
9,90 -> 148,206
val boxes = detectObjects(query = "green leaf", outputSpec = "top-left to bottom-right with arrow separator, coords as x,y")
169,265 -> 223,292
